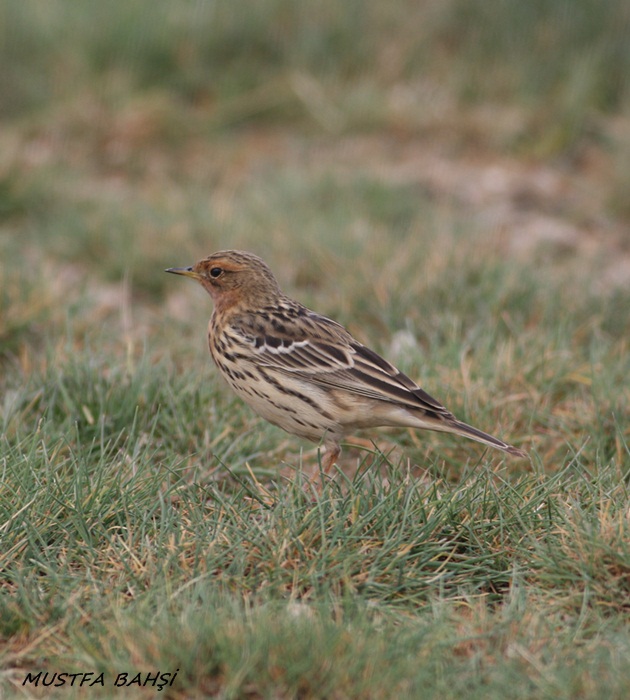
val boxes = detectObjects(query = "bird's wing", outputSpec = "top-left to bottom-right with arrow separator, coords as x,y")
340,343 -> 452,416
231,310 -> 355,372
231,310 -> 452,417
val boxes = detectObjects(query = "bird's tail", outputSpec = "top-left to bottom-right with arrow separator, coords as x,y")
448,418 -> 527,458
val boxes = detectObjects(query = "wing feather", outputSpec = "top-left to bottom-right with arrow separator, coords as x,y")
231,310 -> 451,418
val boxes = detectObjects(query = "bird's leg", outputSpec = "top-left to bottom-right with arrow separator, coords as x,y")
321,444 -> 341,474
311,444 -> 341,497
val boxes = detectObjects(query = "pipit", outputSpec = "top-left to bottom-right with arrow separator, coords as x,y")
167,250 -> 526,471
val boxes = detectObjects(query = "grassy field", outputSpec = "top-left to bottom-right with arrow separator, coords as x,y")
1,1 -> 630,698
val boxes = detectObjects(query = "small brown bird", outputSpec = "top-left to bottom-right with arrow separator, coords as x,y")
167,250 -> 526,471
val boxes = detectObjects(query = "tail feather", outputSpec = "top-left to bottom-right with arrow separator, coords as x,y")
448,418 -> 527,458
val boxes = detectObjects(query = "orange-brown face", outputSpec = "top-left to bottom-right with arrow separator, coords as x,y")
166,250 -> 281,312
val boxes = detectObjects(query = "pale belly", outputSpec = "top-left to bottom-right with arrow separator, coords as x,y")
217,361 -> 340,443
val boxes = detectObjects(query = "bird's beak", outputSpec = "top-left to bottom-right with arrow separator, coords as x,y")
165,266 -> 201,280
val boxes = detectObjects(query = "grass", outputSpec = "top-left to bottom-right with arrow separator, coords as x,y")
2,423 -> 630,697
2,1 -> 630,698
2,0 -> 630,148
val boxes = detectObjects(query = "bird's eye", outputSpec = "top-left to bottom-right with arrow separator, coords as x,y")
209,267 -> 223,278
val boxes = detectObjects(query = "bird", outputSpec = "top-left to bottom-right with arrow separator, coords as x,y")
166,250 -> 526,472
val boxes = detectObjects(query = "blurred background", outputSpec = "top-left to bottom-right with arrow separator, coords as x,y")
3,0 -> 629,275
1,0 -> 629,465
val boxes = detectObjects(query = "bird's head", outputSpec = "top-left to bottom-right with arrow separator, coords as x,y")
166,250 -> 282,313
